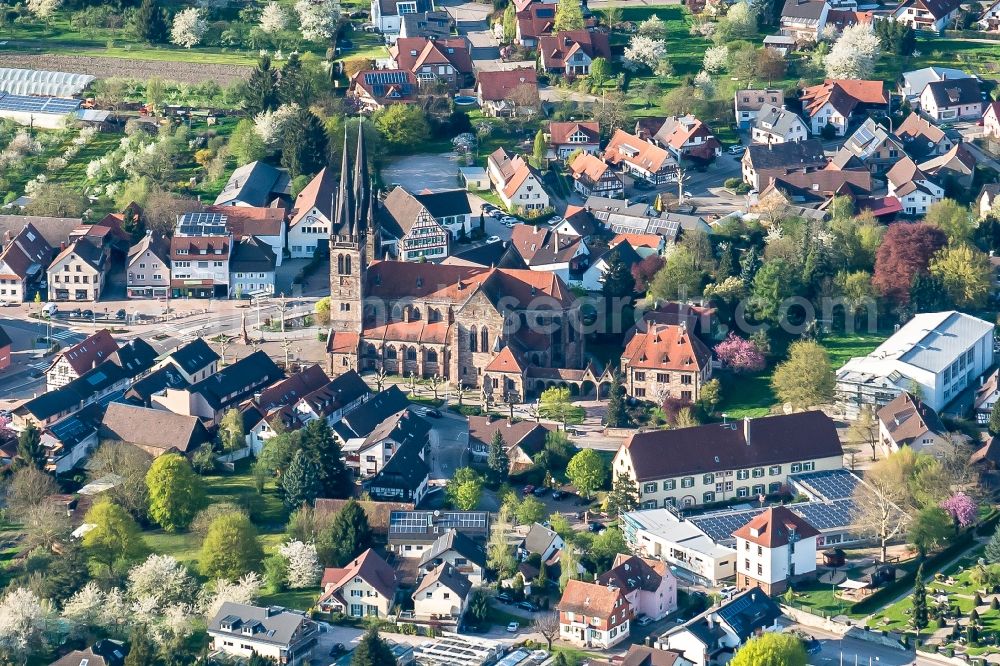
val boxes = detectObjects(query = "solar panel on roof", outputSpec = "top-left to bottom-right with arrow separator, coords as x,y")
790,469 -> 860,501
365,70 -> 409,86
0,91 -> 81,115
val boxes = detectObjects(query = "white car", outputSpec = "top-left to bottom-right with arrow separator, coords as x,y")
486,235 -> 502,244
500,216 -> 518,225
504,221 -> 516,228
683,190 -> 693,199
727,145 -> 744,155
506,622 -> 519,633
548,215 -> 563,224
719,585 -> 738,599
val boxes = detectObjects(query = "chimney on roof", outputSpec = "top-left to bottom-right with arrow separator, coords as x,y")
744,417 -> 751,445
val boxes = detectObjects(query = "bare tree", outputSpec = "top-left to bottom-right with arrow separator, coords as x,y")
534,612 -> 560,649
88,440 -> 153,519
144,189 -> 203,237
374,366 -> 387,392
852,465 -> 909,563
3,466 -> 58,519
509,82 -> 540,119
214,333 -> 235,365
848,405 -> 880,461
20,501 -> 71,549
429,374 -> 444,402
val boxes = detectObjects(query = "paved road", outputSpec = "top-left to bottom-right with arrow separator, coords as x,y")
0,316 -> 86,399
424,409 -> 470,484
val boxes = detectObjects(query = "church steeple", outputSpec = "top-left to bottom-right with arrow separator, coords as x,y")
333,124 -> 355,238
353,120 -> 370,234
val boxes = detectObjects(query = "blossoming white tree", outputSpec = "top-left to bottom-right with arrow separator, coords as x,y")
637,14 -> 666,39
171,7 -> 208,48
127,554 -> 198,609
295,0 -> 340,41
703,45 -> 728,73
694,71 -> 716,100
279,540 -> 322,589
260,1 -> 290,33
623,35 -> 666,72
26,0 -> 60,21
824,23 -> 881,79
0,588 -> 48,658
199,572 -> 264,618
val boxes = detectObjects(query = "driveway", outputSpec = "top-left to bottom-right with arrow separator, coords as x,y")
425,409 -> 470,485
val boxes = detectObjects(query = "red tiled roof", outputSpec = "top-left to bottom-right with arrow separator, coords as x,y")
477,68 -> 538,101
801,80 -> 888,118
549,120 -> 600,146
205,204 -> 285,239
484,346 -> 525,373
611,233 -> 662,250
731,506 -> 820,547
559,579 -> 627,617
622,323 -> 711,372
538,30 -> 611,71
604,129 -> 674,174
319,548 -> 398,603
391,37 -> 473,75
290,167 -> 336,228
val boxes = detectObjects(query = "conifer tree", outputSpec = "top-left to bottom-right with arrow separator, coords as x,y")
913,564 -> 928,632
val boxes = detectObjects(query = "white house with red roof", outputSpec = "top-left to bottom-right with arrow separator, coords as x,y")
476,69 -> 538,118
893,0 -> 962,32
604,129 -> 679,185
548,120 -> 600,160
732,506 -> 819,595
984,101 -> 1000,139
537,30 -> 611,76
318,548 -> 399,617
569,153 -> 624,198
597,554 -> 678,621
650,115 -> 722,162
389,37 -> 473,89
288,168 -> 335,259
800,79 -> 888,136
486,148 -> 551,213
620,322 -> 712,402
46,328 -> 118,391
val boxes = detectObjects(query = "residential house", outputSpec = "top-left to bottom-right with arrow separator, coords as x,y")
899,66 -> 974,103
538,30 -> 611,76
124,364 -> 190,407
613,411 -> 844,509
50,640 -> 128,666
412,562 -> 472,620
352,406 -> 429,477
975,369 -> 1000,425
741,139 -> 827,190
521,522 -> 566,561
733,507 -> 818,595
836,310 -> 995,417
800,79 -> 889,136
47,238 -> 107,302
0,222 -> 52,304
315,498 -> 414,539
586,646 -> 693,666
229,235 -> 276,298
978,183 -> 1000,219
597,554 -> 678,622
371,0 -> 432,39
621,509 -> 737,585
886,156 -> 945,215
208,603 -> 317,665
46,329 -> 118,390
399,10 -> 453,39
919,143 -> 977,190
365,436 -> 430,503
318,548 -> 399,616
205,204 -> 287,267
487,148 -> 550,212
156,338 -> 220,385
734,89 -> 785,130
897,114 -> 956,164
553,206 -> 600,240
350,69 -> 419,111
242,365 -> 333,448
650,116 -> 722,162
41,407 -> 100,474
604,129 -> 679,186
570,154 -> 625,199
213,161 -> 291,208
893,0 -> 962,32
508,224 -> 588,283
839,117 -> 905,172
100,401 -> 210,458
288,168 -> 335,259
751,103 -> 809,145
657,587 -> 782,666
515,3 -> 557,46
390,37 -> 473,89
387,510 -> 490,558
467,416 -> 554,473
585,197 -> 710,238
919,77 -> 984,122
379,186 -> 454,261
476,68 -> 538,117
580,240 -> 641,292
610,233 -> 665,257
978,0 -> 1000,30
126,232 -> 170,299
170,212 -> 232,299
620,322 -> 712,402
151,350 -> 285,421
332,386 -> 410,443
877,391 -> 948,454
984,101 -> 1000,138
418,529 -> 487,585
558,579 -> 632,649
779,0 -> 830,40
548,120 -> 600,160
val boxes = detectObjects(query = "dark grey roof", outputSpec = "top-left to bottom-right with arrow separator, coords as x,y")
781,0 -> 827,19
0,325 -> 10,349
0,215 -> 80,248
334,386 -> 409,439
363,408 -> 430,450
716,587 -> 782,639
413,190 -> 472,218
419,528 -> 487,568
125,364 -> 190,406
214,161 -> 291,207
414,561 -> 473,598
524,522 -> 560,555
595,240 -> 641,269
230,235 -> 277,273
752,103 -> 804,137
401,10 -> 453,38
745,139 -> 826,170
367,439 -> 429,495
208,603 -> 313,647
187,350 -> 284,410
923,78 -> 982,108
107,339 -> 158,378
448,240 -> 525,269
165,338 -> 219,376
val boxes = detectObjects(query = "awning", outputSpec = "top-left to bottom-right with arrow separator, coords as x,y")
838,579 -> 868,590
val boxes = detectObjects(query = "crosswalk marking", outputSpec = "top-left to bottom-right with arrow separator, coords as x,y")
51,330 -> 78,341
28,361 -> 50,371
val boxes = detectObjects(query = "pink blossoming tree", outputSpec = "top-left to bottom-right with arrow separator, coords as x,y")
941,492 -> 977,528
714,333 -> 766,374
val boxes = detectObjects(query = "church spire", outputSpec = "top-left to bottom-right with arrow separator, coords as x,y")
353,120 -> 369,234
334,124 -> 354,238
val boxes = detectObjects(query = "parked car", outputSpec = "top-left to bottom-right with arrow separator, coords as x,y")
81,310 -> 93,319
506,622 -> 519,633
504,220 -> 516,228
719,585 -> 738,599
115,309 -> 126,319
532,486 -> 547,497
682,190 -> 693,199
329,643 -> 346,656
70,308 -> 82,318
636,615 -> 653,626
588,521 -> 605,533
727,144 -> 744,155
500,216 -> 518,225
486,235 -> 502,244
515,601 -> 539,612
522,485 -> 535,495
548,215 -> 563,224
552,490 -> 566,500
497,592 -> 513,603
0,300 -> 8,307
